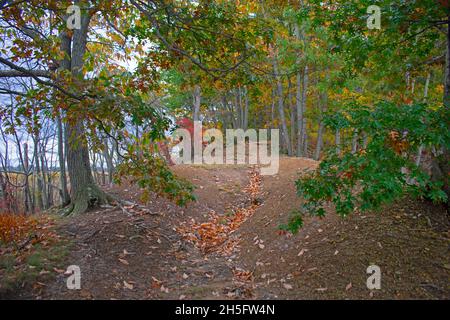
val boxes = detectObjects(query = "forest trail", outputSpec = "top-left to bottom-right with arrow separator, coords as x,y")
10,158 -> 449,300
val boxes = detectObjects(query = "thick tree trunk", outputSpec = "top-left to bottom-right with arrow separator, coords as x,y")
65,121 -> 109,215
61,7 -> 110,215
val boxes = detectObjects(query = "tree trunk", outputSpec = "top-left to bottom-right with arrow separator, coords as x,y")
57,114 -> 70,206
103,138 -> 115,185
62,7 -> 110,215
273,55 -> 292,156
432,18 -> 450,203
416,72 -> 431,166
314,122 -> 325,161
40,148 -> 49,209
243,86 -> 249,130
99,153 -> 106,186
314,93 -> 327,160
351,129 -> 359,154
288,78 -> 296,155
33,137 -> 44,211
65,121 -> 109,215
235,87 -> 242,129
301,65 -> 309,157
23,143 -> 33,214
193,85 -> 201,122
296,69 -> 303,156
271,86 -> 276,127
0,172 -> 13,213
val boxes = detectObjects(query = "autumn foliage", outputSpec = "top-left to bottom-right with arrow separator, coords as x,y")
289,102 -> 449,232
0,214 -> 56,247
177,169 -> 261,254
0,214 -> 38,244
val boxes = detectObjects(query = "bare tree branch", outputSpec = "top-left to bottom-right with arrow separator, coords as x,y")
0,69 -> 51,78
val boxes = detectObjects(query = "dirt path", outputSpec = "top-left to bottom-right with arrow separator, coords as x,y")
17,158 -> 449,299
236,158 -> 450,299
35,164 -> 258,299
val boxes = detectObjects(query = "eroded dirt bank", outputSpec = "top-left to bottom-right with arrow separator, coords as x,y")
7,158 -> 448,300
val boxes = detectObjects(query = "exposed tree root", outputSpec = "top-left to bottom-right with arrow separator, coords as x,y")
59,184 -> 160,217
60,183 -> 114,216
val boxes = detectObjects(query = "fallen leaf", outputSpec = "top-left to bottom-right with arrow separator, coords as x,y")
346,283 -> 352,291
151,276 -> 162,288
63,268 -> 73,275
123,281 -> 134,290
53,267 -> 65,274
160,285 -> 169,293
283,283 -> 293,290
80,290 -> 93,299
118,258 -> 129,265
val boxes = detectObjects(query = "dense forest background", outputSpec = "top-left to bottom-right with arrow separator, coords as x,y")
0,0 -> 448,222
0,0 -> 449,301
